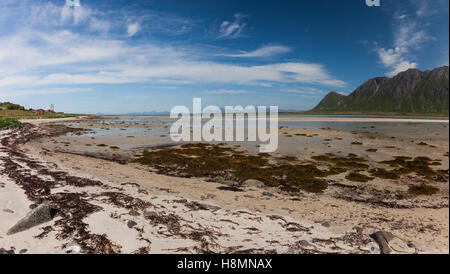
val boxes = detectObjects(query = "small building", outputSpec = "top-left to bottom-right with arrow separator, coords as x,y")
36,109 -> 45,115
46,109 -> 55,113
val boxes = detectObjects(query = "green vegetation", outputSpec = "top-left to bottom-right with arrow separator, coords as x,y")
0,118 -> 21,129
0,102 -> 84,120
0,102 -> 25,110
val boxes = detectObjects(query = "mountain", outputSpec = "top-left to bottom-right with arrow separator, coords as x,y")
311,66 -> 449,115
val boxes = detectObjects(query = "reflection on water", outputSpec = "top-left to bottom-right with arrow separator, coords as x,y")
65,115 -> 449,141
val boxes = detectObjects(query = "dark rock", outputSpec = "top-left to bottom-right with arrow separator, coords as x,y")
127,220 -> 137,228
128,210 -> 140,216
298,240 -> 313,247
7,202 -> 57,235
29,204 -> 37,210
2,209 -> 14,214
19,249 -> 27,254
262,192 -> 274,197
143,210 -> 158,218
217,186 -> 243,192
353,226 -> 363,233
0,248 -> 14,254
369,231 -> 395,254
321,221 -> 330,228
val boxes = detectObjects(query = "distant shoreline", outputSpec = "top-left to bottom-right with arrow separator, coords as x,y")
281,111 -> 450,118
95,113 -> 449,123
95,112 -> 449,119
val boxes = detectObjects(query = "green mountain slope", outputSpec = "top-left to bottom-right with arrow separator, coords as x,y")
311,66 -> 449,115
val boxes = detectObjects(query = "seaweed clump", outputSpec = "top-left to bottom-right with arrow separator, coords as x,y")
351,141 -> 363,145
379,156 -> 447,179
369,168 -> 400,180
133,143 -> 346,193
345,172 -> 373,182
408,184 -> 439,196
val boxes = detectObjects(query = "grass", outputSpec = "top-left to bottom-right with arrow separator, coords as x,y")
0,118 -> 21,129
0,109 -> 84,120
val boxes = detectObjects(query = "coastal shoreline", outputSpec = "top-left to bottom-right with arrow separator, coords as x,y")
0,118 -> 373,254
0,117 -> 449,254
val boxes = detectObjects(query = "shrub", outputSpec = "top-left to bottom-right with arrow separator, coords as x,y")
0,118 -> 21,129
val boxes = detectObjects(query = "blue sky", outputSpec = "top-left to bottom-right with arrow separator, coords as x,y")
0,0 -> 448,114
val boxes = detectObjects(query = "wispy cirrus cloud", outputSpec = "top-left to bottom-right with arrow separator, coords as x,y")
0,2 -> 346,100
218,13 -> 247,39
218,45 -> 291,58
0,87 -> 92,98
0,26 -> 346,89
280,87 -> 326,95
374,2 -> 441,77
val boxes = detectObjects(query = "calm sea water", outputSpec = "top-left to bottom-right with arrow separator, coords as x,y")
66,115 -> 449,141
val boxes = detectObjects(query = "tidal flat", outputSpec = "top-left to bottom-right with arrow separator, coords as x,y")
1,115 -> 448,254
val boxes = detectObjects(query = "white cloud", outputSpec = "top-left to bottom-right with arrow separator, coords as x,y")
61,5 -> 91,25
219,45 -> 291,58
395,25 -> 429,51
388,61 -> 418,77
280,87 -> 325,95
376,12 -> 432,76
0,87 -> 92,98
204,89 -> 249,94
127,22 -> 140,37
218,13 -> 247,39
0,28 -> 346,90
89,18 -> 110,32
394,14 -> 407,20
0,3 -> 346,97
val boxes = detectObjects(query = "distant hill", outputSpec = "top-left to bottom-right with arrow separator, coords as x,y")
311,66 -> 449,115
0,102 -> 25,111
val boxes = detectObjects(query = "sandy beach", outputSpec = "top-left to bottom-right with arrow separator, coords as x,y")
0,116 -> 448,254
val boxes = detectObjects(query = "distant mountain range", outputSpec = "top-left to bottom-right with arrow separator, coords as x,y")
310,66 -> 449,115
95,111 -> 170,116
